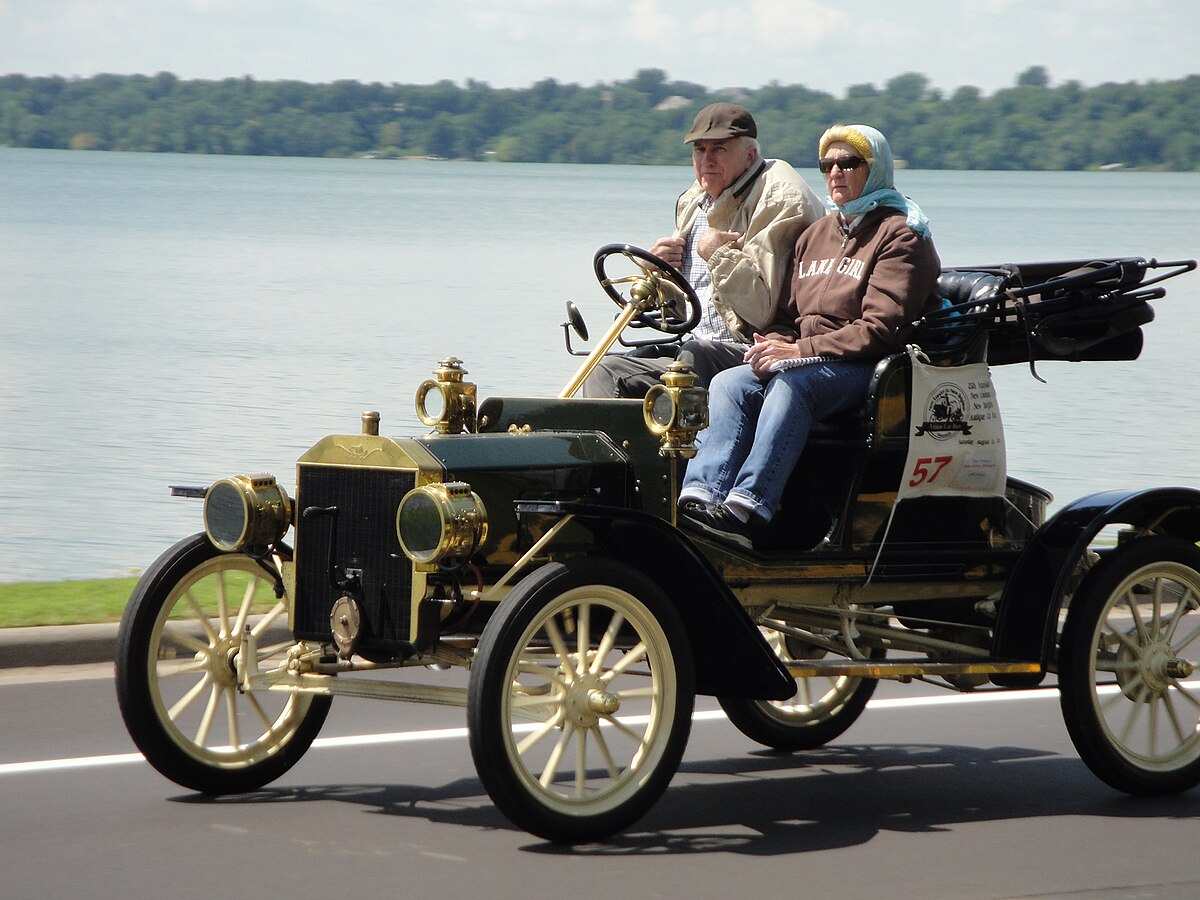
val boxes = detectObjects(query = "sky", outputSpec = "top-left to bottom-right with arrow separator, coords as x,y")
2,0 -> 1197,98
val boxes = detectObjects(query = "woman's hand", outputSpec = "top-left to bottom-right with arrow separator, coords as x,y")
743,333 -> 799,379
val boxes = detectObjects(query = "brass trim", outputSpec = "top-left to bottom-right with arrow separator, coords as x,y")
785,659 -> 1042,679
560,301 -> 642,398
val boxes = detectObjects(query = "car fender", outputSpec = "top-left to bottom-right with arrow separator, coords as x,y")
515,501 -> 796,701
991,486 -> 1200,681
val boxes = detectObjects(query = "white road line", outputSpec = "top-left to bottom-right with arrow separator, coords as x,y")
0,687 -> 1063,777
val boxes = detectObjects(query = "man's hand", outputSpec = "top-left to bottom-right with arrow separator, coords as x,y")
648,236 -> 685,269
696,229 -> 742,262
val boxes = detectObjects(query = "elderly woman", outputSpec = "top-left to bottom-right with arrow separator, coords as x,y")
678,124 -> 941,550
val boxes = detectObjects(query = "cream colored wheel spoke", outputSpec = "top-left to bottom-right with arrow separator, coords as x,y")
603,641 -> 647,681
574,728 -> 587,798
1122,589 -> 1150,643
160,626 -> 211,656
216,574 -> 230,638
194,682 -> 221,747
603,715 -> 645,744
232,575 -> 258,635
1162,693 -> 1188,745
251,599 -> 286,637
157,657 -> 209,678
1113,696 -> 1142,748
167,672 -> 211,720
515,660 -> 567,685
591,613 -> 625,675
244,690 -> 275,732
1107,625 -> 1142,658
613,686 -> 657,700
225,687 -> 241,750
543,617 -> 576,680
183,590 -> 219,644
576,602 -> 591,669
590,725 -> 621,780
1177,685 -> 1200,713
539,725 -> 574,788
516,716 -> 564,755
1172,619 -> 1200,655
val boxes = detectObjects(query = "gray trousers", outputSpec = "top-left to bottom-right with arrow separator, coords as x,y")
579,339 -> 747,398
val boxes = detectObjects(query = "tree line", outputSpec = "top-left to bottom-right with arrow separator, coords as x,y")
2,67 -> 1197,171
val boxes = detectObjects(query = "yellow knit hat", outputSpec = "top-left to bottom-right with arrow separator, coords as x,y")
819,125 -> 872,160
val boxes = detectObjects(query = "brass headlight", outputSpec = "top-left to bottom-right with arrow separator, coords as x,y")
642,362 -> 708,457
203,474 -> 292,552
396,482 -> 488,565
415,357 -> 478,435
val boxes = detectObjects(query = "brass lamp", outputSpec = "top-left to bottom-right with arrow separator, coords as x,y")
416,357 -> 478,435
643,361 -> 708,458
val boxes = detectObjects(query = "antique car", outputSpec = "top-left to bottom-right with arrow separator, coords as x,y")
115,245 -> 1198,843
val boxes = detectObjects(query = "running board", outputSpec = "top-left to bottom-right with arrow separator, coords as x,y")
786,659 -> 1043,680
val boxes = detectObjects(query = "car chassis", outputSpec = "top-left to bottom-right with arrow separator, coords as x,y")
116,245 -> 1200,842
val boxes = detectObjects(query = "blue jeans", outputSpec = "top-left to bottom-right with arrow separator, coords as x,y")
680,360 -> 877,522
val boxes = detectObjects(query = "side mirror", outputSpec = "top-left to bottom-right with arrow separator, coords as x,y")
566,301 -> 589,341
561,301 -> 591,356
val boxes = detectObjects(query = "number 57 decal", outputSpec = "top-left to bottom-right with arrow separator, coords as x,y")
908,455 -> 953,487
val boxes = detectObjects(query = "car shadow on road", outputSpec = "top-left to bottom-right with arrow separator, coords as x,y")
175,741 -> 1200,854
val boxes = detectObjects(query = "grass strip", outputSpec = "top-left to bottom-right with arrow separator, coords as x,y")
0,577 -> 140,628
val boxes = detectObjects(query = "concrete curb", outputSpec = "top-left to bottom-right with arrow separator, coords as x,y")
0,618 -> 291,670
0,623 -> 121,669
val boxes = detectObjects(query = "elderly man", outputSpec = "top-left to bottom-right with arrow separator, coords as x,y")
582,102 -> 823,398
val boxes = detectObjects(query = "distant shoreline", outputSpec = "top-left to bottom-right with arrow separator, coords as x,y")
3,70 -> 1196,171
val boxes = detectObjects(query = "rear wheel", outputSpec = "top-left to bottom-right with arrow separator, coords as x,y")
468,559 -> 695,843
1059,536 -> 1200,795
115,533 -> 330,794
719,626 -> 881,751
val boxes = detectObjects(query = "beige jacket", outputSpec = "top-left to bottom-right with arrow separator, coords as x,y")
673,158 -> 824,340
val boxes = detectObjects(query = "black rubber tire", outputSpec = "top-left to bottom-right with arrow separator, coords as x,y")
719,632 -> 881,751
115,533 -> 331,794
467,558 -> 695,843
1059,535 -> 1200,795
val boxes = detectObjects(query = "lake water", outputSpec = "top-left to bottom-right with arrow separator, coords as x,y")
1,148 -> 1198,583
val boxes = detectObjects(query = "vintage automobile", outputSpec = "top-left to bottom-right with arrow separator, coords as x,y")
116,245 -> 1198,843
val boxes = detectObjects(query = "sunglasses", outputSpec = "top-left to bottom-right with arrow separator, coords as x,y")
818,156 -> 870,173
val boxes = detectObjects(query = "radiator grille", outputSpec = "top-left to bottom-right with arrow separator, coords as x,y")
293,464 -> 417,651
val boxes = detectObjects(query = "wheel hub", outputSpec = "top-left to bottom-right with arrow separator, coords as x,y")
1118,638 -> 1192,699
565,674 -> 619,728
195,635 -> 241,688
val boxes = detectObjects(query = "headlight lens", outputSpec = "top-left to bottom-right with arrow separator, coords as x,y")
648,389 -> 674,429
644,385 -> 675,434
396,482 -> 487,565
203,474 -> 291,552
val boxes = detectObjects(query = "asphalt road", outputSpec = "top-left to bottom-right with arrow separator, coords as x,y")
2,663 -> 1198,900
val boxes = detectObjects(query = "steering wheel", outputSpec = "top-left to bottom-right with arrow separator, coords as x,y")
593,243 -> 702,335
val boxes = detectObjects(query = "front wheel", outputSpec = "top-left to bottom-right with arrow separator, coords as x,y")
467,559 -> 695,843
719,626 -> 881,751
115,533 -> 330,794
1059,536 -> 1200,795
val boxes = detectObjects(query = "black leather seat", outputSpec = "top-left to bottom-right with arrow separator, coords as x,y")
807,271 -> 1007,444
935,270 -> 1008,309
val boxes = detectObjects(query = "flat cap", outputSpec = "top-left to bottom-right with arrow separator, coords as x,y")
684,102 -> 757,143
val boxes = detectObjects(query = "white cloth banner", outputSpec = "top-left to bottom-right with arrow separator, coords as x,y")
898,346 -> 1007,500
